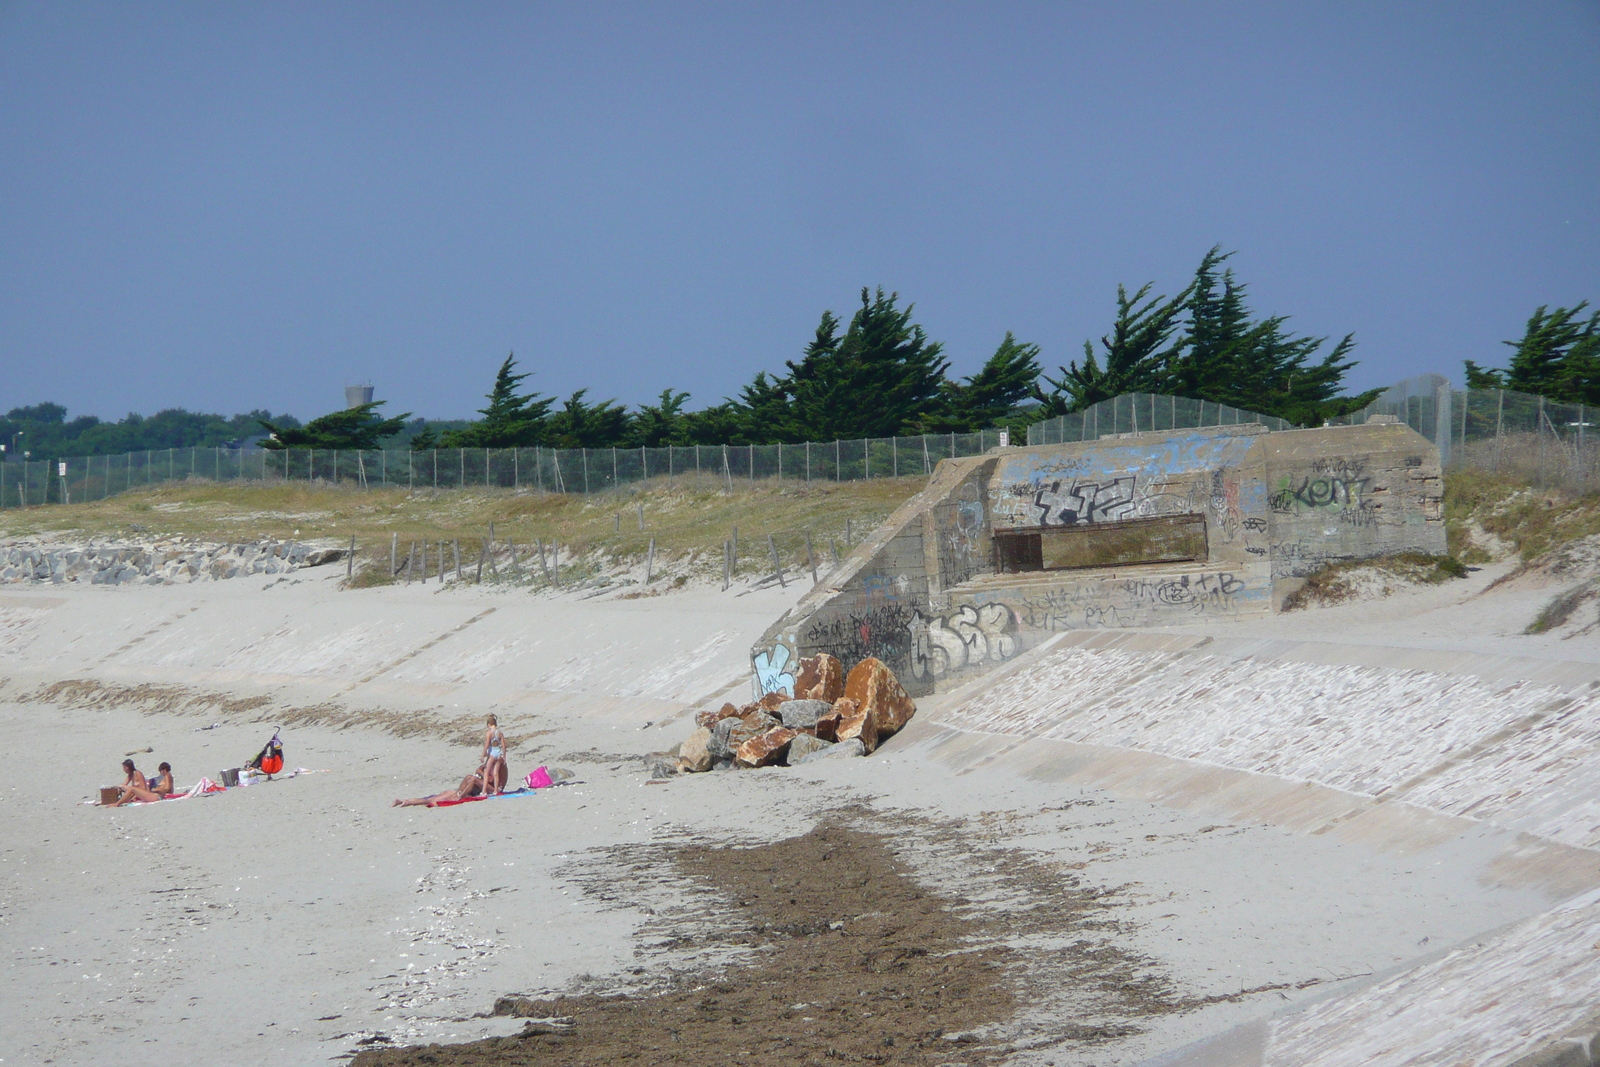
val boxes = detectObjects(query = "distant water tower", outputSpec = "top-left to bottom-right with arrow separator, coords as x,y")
345,384 -> 375,409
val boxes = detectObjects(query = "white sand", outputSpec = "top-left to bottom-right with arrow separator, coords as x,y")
0,558 -> 1596,1066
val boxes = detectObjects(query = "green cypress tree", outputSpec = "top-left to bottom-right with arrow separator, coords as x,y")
1467,303 -> 1600,404
439,353 -> 554,447
259,402 -> 410,450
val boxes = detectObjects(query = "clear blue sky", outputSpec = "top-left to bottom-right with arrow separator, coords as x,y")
3,2 -> 1597,422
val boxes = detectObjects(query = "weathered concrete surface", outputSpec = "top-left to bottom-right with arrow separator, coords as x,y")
887,625 -> 1600,1067
753,421 -> 1444,699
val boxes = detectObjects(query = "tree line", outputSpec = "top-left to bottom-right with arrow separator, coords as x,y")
11,249 -> 1588,459
263,247 -> 1389,452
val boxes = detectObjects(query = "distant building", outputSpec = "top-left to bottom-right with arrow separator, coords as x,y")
345,385 -> 375,409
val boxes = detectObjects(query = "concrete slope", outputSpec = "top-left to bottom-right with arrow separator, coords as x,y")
890,626 -> 1600,1066
0,571 -> 804,727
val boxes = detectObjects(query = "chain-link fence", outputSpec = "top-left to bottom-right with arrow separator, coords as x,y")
0,430 -> 1014,509
1029,377 -> 1598,492
5,379 -> 1593,510
1027,393 -> 1294,444
1328,374 -> 1598,491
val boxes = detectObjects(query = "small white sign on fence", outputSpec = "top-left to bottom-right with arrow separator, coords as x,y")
58,462 -> 66,477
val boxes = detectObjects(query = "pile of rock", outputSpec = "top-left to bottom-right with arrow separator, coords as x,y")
669,654 -> 915,774
0,539 -> 345,586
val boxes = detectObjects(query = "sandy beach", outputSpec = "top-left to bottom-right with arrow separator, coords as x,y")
2,553 -> 1598,1066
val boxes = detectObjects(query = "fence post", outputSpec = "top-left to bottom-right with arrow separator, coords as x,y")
637,502 -> 645,531
892,437 -> 897,477
613,447 -> 618,487
390,533 -> 398,576
806,531 -> 818,584
405,541 -> 416,583
730,525 -> 738,575
1495,389 -> 1505,471
806,440 -> 811,482
536,537 -> 550,584
1539,395 -> 1547,487
454,540 -> 462,580
768,533 -> 785,587
645,536 -> 655,584
750,443 -> 755,482
347,535 -> 356,580
836,439 -> 841,480
582,449 -> 590,494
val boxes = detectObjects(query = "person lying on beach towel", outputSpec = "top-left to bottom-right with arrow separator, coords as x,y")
114,759 -> 167,806
391,767 -> 485,808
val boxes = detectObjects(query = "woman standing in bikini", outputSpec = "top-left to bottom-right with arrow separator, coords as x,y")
481,715 -> 507,796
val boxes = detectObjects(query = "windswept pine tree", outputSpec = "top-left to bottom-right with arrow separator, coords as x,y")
437,353 -> 554,448
259,402 -> 410,450
1465,302 -> 1599,405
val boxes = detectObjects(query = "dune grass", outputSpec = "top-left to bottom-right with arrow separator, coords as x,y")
0,472 -> 930,579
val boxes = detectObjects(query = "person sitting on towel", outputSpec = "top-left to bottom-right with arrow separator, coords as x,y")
115,759 -> 158,806
391,766 -> 485,808
149,762 -> 175,798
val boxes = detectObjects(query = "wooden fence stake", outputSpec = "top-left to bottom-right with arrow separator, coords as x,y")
536,537 -> 551,584
730,525 -> 738,575
453,540 -> 462,580
830,537 -> 840,565
510,542 -> 522,581
475,541 -> 486,583
405,541 -> 416,583
768,533 -> 786,587
805,531 -> 818,584
347,534 -> 355,580
390,532 -> 398,576
637,503 -> 645,531
645,536 -> 655,583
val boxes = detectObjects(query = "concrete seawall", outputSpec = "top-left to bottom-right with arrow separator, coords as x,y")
889,628 -> 1600,1066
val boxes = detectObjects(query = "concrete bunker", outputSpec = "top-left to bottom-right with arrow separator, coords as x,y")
752,419 -> 1444,698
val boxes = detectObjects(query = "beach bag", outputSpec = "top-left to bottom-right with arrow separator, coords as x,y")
525,766 -> 554,790
248,731 -> 285,775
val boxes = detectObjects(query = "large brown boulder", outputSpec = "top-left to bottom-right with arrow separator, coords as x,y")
832,697 -> 878,753
757,691 -> 791,712
709,716 -> 768,761
786,734 -> 834,762
793,653 -> 845,703
678,727 -> 713,773
736,725 -> 798,768
778,699 -> 834,731
695,702 -> 741,730
843,657 -> 916,737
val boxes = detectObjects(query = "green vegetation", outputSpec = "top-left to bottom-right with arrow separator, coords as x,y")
1282,552 -> 1467,611
8,251 -> 1396,459
1444,467 -> 1600,563
0,473 -> 928,581
259,402 -> 410,450
1464,301 -> 1599,405
1038,248 -> 1381,426
0,403 -> 300,458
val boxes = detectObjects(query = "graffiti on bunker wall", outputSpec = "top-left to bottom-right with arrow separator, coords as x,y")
937,482 -> 989,586
909,604 -> 1018,680
753,644 -> 796,696
1032,476 -> 1138,526
801,603 -> 918,678
1018,570 -> 1250,632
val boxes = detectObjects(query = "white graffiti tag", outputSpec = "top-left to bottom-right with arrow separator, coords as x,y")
912,604 -> 1018,679
752,644 -> 796,697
